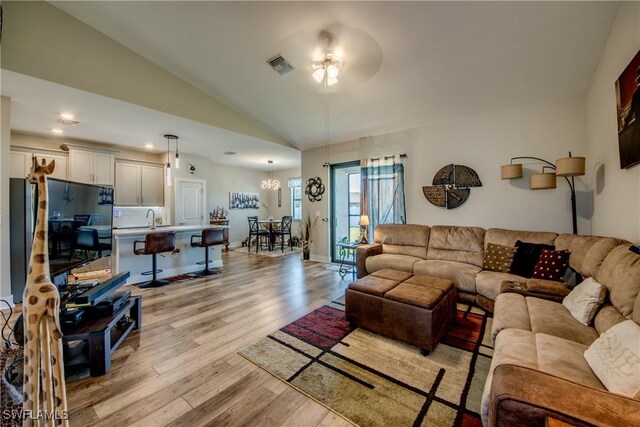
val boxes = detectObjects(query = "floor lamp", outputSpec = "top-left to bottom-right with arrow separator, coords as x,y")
501,152 -> 586,234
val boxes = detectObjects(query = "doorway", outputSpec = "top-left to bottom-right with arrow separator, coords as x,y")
330,161 -> 361,263
175,178 -> 206,226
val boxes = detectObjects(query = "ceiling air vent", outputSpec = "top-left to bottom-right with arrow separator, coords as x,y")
57,118 -> 80,126
266,54 -> 294,76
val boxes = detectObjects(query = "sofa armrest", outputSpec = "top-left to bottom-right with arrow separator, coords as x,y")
523,278 -> 571,303
355,243 -> 383,278
489,364 -> 640,427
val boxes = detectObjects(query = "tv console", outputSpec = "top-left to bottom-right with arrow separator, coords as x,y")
59,271 -> 142,376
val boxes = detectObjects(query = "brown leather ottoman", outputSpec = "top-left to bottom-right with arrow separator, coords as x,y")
345,269 -> 456,355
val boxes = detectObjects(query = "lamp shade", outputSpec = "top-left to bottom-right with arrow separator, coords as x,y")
530,172 -> 557,189
501,163 -> 523,179
359,215 -> 370,226
556,156 -> 585,177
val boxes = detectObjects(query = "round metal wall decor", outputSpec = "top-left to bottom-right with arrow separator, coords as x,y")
305,177 -> 325,202
422,164 -> 482,209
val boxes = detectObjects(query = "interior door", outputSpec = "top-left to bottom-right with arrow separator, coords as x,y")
175,179 -> 204,226
330,161 -> 361,263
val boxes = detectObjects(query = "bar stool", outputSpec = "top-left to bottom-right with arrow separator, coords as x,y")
133,231 -> 176,288
191,228 -> 224,276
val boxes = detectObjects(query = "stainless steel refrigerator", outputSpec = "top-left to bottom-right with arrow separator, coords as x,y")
10,178 -> 35,303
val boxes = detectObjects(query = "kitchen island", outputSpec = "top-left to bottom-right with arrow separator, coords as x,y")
112,225 -> 228,284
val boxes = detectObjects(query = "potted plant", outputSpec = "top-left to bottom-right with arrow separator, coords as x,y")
299,214 -> 318,260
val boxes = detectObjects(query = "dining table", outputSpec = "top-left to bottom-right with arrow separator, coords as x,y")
257,219 -> 282,251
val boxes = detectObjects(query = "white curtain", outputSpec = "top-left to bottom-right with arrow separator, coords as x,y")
360,155 -> 407,237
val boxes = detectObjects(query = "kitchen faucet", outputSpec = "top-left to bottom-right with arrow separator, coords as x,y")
146,209 -> 156,229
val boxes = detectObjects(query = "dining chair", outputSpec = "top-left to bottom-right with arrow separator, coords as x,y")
73,228 -> 111,259
273,216 -> 293,252
247,216 -> 269,253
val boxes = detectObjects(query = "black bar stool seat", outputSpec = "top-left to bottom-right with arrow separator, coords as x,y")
134,231 -> 176,288
191,228 -> 224,276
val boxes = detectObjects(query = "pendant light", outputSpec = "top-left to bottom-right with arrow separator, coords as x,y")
174,135 -> 180,169
164,134 -> 177,186
261,160 -> 281,190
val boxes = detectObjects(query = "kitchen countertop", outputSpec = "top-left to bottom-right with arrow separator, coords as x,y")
113,224 -> 228,237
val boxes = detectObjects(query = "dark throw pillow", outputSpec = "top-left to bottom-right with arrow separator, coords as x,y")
532,249 -> 570,282
562,267 -> 583,289
509,240 -> 555,278
483,243 -> 517,273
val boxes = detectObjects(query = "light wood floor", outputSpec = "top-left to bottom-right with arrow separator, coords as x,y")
55,251 -> 354,426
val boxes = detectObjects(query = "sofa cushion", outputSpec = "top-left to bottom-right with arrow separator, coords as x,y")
365,254 -> 421,275
595,245 -> 640,317
532,249 -> 569,282
374,224 -> 430,259
633,293 -> 640,326
584,320 -> 640,399
413,259 -> 481,293
483,243 -> 516,273
554,234 -> 623,278
593,304 -> 627,335
536,333 -> 605,391
562,277 -> 607,326
527,297 -> 600,346
484,228 -> 557,249
348,275 -> 400,297
491,294 -> 600,346
426,225 -> 485,267
491,293 -> 531,343
476,270 -> 527,302
510,240 -> 555,278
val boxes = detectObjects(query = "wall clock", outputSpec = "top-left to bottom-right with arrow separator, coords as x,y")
422,164 -> 482,209
305,177 -> 325,202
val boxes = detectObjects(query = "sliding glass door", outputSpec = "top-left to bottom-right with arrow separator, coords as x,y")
330,161 -> 361,263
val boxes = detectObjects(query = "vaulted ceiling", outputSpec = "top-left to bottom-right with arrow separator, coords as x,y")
47,2 -> 619,150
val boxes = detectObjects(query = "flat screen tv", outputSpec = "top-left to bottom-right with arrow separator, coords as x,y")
44,178 -> 114,278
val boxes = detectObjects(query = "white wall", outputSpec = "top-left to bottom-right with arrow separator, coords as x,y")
586,2 -> 640,244
302,97 -> 588,261
266,167 -> 301,221
172,153 -> 293,245
1,97 -> 12,303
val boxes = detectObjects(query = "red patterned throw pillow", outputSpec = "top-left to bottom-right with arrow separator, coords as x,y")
532,249 -> 569,282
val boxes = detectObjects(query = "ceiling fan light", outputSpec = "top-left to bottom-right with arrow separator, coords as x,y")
327,64 -> 339,79
312,68 -> 325,83
326,76 -> 339,86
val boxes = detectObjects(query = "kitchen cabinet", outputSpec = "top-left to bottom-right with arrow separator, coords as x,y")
140,165 -> 164,206
114,161 -> 164,207
9,150 -> 68,180
114,162 -> 141,206
69,149 -> 114,185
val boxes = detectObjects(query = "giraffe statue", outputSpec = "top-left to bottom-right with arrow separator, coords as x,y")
22,157 -> 69,427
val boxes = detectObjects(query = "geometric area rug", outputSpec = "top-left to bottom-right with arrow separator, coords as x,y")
239,297 -> 494,427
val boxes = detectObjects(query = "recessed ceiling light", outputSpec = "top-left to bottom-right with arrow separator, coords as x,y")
144,143 -> 154,149
224,151 -> 237,156
51,129 -> 63,134
60,113 -> 75,120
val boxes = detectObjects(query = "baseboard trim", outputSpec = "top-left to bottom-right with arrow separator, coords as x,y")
310,255 -> 331,263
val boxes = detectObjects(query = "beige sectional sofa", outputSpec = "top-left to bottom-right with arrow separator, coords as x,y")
356,224 -> 627,312
356,223 -> 640,426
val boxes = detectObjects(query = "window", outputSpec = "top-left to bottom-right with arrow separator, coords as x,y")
289,177 -> 302,221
